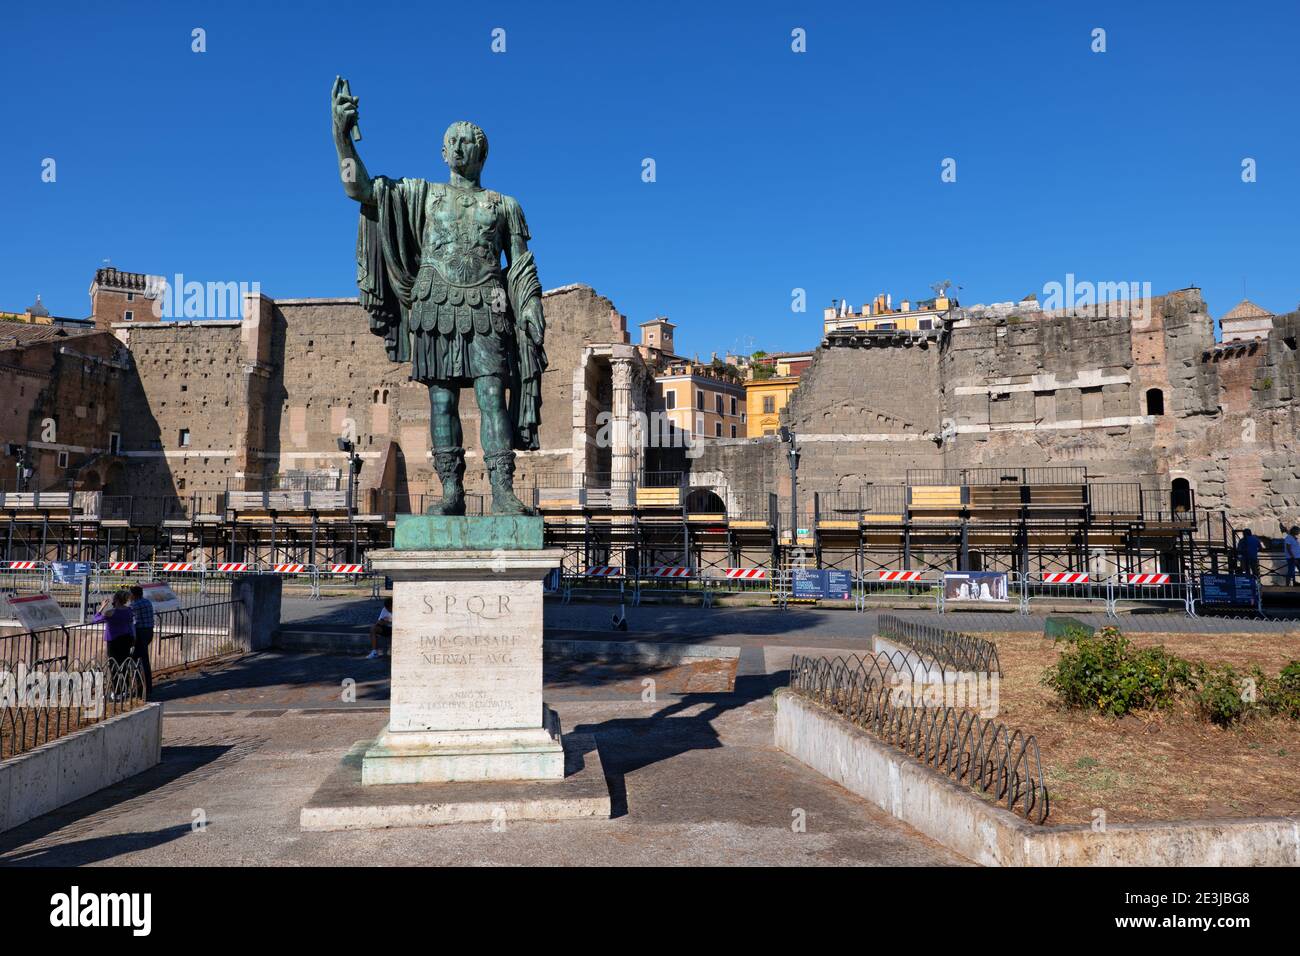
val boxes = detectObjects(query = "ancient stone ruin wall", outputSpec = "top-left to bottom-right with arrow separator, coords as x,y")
265,284 -> 625,500
109,272 -> 1300,531
692,337 -> 946,509
697,289 -> 1300,532
1193,309 -> 1300,530
939,300 -> 1171,486
114,320 -> 246,497
115,284 -> 627,503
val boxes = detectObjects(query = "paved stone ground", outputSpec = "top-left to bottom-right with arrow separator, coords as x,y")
0,652 -> 967,866
283,595 -> 1300,643
15,596 -> 1283,866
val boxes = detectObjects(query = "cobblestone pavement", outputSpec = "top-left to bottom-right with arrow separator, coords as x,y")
0,655 -> 968,866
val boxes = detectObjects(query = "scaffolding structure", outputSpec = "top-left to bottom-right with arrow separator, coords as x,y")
0,469 -> 1236,579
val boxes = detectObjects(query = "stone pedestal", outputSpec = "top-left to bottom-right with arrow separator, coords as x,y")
362,516 -> 565,785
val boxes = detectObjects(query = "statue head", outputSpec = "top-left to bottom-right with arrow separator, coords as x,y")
441,121 -> 488,179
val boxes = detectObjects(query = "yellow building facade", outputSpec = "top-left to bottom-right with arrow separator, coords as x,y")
821,293 -> 954,336
745,375 -> 800,437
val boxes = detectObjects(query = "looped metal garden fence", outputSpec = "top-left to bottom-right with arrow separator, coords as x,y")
788,652 -> 1049,824
877,613 -> 1003,675
0,657 -> 147,760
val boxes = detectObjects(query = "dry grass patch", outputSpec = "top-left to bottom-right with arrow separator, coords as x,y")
990,630 -> 1300,825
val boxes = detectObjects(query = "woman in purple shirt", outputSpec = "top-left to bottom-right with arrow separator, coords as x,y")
93,589 -> 137,697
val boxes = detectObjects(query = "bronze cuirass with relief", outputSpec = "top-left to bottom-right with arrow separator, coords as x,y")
421,185 -> 505,288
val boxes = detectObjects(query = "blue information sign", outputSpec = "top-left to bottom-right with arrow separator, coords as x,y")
825,569 -> 852,600
1200,574 -> 1258,607
791,569 -> 852,600
51,561 -> 91,584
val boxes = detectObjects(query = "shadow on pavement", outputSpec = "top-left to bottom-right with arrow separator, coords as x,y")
571,669 -> 786,818
0,744 -> 238,865
149,652 -> 391,707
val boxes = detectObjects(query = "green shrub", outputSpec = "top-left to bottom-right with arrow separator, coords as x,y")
1042,626 -> 1193,716
1261,661 -> 1300,719
1192,664 -> 1261,726
1046,635 -> 1300,726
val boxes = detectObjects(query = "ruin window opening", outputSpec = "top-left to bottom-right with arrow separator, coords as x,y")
1146,388 -> 1165,416
1171,478 -> 1192,515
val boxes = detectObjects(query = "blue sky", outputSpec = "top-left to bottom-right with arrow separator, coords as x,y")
5,0 -> 1298,357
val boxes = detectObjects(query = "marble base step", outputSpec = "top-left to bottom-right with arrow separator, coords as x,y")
301,733 -> 610,831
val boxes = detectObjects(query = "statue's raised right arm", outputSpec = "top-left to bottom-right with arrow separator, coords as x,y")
332,76 -> 374,205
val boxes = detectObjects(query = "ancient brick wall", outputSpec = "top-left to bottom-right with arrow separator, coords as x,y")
116,284 -> 628,504
0,329 -> 128,491
108,272 -> 1300,531
114,321 -> 245,496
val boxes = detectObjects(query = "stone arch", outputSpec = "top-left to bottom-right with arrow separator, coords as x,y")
686,487 -> 726,514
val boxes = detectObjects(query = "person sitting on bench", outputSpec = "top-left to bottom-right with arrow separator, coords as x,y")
367,598 -> 392,659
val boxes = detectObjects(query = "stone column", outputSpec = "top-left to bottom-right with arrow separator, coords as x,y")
362,515 -> 565,784
609,349 -> 639,508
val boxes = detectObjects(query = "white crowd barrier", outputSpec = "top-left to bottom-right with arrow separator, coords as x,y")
0,560 -> 381,605
925,570 -> 1200,617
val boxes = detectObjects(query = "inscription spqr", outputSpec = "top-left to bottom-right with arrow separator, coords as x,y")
389,581 -> 543,732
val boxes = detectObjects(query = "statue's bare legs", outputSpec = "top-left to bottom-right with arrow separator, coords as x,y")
426,376 -> 535,516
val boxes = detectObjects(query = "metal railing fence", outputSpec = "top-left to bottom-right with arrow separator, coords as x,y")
1,658 -> 147,760
877,614 -> 1002,675
789,653 -> 1048,823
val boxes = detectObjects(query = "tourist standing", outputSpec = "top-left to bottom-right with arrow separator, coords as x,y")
128,584 -> 155,697
1237,528 -> 1262,579
1283,526 -> 1300,587
93,590 -> 136,700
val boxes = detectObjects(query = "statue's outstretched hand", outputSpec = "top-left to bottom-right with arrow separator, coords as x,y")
332,75 -> 360,139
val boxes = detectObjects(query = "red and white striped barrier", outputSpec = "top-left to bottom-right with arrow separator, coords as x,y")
723,568 -> 768,579
108,561 -> 141,572
1124,573 -> 1170,586
6,561 -> 38,570
215,562 -> 248,573
1041,572 -> 1090,584
646,566 -> 692,578
159,562 -> 194,572
583,566 -> 623,577
326,564 -> 365,574
876,570 -> 923,582
272,563 -> 308,574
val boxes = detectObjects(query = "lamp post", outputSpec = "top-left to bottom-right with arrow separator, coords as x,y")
337,438 -> 360,562
779,426 -> 799,546
6,443 -> 27,493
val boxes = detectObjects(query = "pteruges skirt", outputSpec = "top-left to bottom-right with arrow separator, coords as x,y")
407,302 -> 514,385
